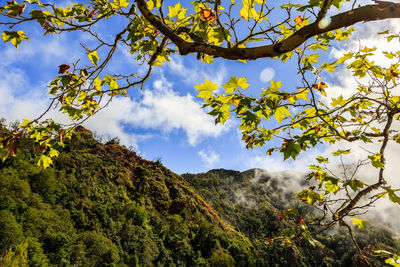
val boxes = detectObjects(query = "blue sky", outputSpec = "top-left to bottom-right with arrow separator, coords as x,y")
1,1 -> 400,179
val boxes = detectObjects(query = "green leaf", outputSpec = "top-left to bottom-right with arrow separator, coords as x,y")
352,218 -> 366,231
280,139 -> 301,160
332,149 -> 350,156
316,156 -> 328,163
368,154 -> 384,169
383,186 -> 400,205
343,180 -> 365,192
1,30 -> 29,48
208,27 -> 231,46
324,180 -> 340,194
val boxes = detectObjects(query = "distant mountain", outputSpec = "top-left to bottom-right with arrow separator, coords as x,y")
0,125 -> 398,266
183,169 -> 400,266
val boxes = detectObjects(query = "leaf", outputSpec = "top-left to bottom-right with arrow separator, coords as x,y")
201,54 -> 214,64
208,27 -> 231,46
1,30 -> 29,48
332,149 -> 350,156
280,139 -> 301,160
301,54 -> 321,65
111,0 -> 130,9
58,64 -> 70,74
38,154 -> 52,169
316,156 -> 328,163
343,180 -> 365,192
385,258 -> 400,267
223,76 -> 249,93
331,95 -> 345,106
88,50 -> 100,66
324,180 -> 340,194
368,154 -> 384,169
102,74 -> 119,90
266,80 -> 282,93
168,2 -> 186,19
352,218 -> 366,231
274,106 -> 291,123
321,62 -> 338,72
337,52 -> 354,64
94,77 -> 102,91
49,148 -> 59,158
195,79 -> 218,99
383,186 -> 400,205
378,30 -> 390,35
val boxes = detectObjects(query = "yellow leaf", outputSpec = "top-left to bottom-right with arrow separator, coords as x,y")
88,51 -> 100,66
195,79 -> 218,99
38,154 -> 53,169
352,218 -> 366,231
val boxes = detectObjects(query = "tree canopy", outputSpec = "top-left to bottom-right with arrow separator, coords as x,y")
1,0 -> 400,263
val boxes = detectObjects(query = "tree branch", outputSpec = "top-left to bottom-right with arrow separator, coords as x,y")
135,0 -> 400,60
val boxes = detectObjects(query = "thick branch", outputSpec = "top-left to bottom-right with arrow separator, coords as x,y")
135,0 -> 400,60
334,181 -> 382,220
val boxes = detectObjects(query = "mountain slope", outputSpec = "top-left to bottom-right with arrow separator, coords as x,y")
0,125 -> 399,266
183,169 -> 400,266
0,127 -> 255,266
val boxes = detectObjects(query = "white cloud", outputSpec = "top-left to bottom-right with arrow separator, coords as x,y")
259,67 -> 275,83
124,77 -> 228,146
166,55 -> 227,88
198,148 -> 220,169
1,33 -> 83,67
0,55 -> 227,147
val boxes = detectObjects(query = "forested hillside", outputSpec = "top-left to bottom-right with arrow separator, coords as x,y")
0,124 -> 399,266
0,126 -> 255,266
183,169 -> 400,266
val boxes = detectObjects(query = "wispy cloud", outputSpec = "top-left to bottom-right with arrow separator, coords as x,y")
123,75 -> 229,146
166,55 -> 227,88
198,147 -> 220,169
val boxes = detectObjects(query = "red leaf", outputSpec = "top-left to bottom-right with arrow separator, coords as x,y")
200,8 -> 216,22
58,64 -> 70,74
34,145 -> 46,153
7,140 -> 19,156
294,15 -> 303,24
279,212 -> 284,221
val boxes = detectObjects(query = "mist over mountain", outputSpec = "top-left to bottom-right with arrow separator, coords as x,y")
0,125 -> 399,266
183,168 -> 400,266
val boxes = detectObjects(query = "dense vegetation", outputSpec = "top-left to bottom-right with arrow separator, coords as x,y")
183,169 -> 400,266
0,123 -> 399,266
0,125 -> 255,266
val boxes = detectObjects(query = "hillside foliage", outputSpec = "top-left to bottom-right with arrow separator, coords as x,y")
0,123 -> 399,266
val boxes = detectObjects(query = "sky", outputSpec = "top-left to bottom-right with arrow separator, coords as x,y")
1,0 -> 400,181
